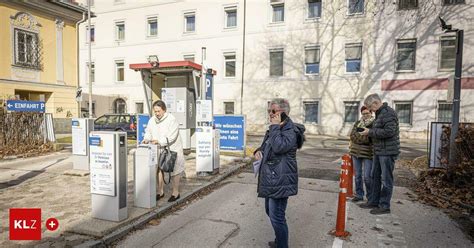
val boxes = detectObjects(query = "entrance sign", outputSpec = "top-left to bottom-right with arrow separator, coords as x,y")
89,134 -> 116,196
214,115 -> 245,151
6,100 -> 45,112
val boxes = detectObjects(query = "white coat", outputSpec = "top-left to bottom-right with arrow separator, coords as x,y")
143,112 -> 185,176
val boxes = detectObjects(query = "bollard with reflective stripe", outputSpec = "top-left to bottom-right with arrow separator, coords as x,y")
344,154 -> 354,198
330,155 -> 351,238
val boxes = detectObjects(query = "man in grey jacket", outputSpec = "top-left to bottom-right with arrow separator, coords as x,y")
358,93 -> 400,215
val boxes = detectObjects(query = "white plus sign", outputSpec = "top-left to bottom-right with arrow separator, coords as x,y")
49,221 -> 56,228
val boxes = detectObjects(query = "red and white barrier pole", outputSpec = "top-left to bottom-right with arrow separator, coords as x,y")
330,155 -> 351,237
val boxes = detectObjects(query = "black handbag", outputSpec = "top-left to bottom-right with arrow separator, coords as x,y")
159,138 -> 177,184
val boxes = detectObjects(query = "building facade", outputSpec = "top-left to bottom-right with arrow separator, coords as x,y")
78,0 -> 474,139
0,0 -> 86,118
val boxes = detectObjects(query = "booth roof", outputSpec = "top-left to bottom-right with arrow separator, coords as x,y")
129,61 -> 216,75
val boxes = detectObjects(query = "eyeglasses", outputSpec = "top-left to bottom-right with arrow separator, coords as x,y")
267,109 -> 278,114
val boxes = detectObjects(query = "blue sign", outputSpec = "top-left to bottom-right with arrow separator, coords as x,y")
205,73 -> 213,100
89,136 -> 101,146
213,115 -> 245,151
6,100 -> 45,113
72,120 -> 80,127
137,114 -> 150,145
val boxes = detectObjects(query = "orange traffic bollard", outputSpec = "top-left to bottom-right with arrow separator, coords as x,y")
342,154 -> 353,198
330,155 -> 351,237
334,188 -> 350,237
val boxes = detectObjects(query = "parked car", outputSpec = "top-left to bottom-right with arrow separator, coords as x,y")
94,114 -> 137,138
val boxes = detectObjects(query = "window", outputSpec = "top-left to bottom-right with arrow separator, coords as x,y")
115,21 -> 125,41
113,98 -> 127,114
348,0 -> 364,15
224,102 -> 235,114
307,0 -> 322,19
271,0 -> 285,23
396,39 -> 416,71
183,54 -> 195,62
438,102 -> 453,122
86,102 -> 96,117
224,53 -> 236,77
444,0 -> 465,4
305,46 -> 320,75
147,17 -> 158,37
136,102 -> 144,114
439,36 -> 456,71
86,25 -> 95,43
86,62 -> 95,83
115,60 -> 124,82
225,7 -> 237,28
303,101 -> 319,123
184,12 -> 195,33
14,28 -> 40,69
345,43 -> 362,73
269,49 -> 284,76
344,101 -> 359,123
95,115 -> 107,125
395,102 -> 412,125
398,0 -> 418,10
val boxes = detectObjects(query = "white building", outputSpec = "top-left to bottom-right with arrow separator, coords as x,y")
78,0 -> 474,139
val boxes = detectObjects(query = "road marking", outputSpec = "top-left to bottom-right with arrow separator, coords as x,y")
332,237 -> 344,248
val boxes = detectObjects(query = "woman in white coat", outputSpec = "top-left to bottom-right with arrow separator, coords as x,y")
143,100 -> 185,202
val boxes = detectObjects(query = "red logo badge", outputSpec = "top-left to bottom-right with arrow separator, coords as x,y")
9,208 -> 42,240
46,218 -> 59,231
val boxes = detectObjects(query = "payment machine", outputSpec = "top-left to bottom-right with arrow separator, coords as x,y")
89,131 -> 128,222
134,144 -> 159,209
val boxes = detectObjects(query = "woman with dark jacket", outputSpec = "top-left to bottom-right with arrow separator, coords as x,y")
349,106 -> 374,202
254,98 -> 305,248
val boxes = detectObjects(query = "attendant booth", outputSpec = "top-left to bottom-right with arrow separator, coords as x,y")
129,61 -> 216,150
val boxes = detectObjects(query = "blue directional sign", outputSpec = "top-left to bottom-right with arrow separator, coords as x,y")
214,115 -> 246,151
137,114 -> 150,145
6,100 -> 46,113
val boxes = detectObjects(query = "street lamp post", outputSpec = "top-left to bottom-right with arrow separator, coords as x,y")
439,17 -> 464,175
87,0 -> 92,118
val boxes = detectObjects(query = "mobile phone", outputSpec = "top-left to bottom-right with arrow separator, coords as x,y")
356,127 -> 365,132
280,112 -> 288,122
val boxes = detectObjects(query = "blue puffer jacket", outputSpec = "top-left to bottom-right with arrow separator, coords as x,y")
256,118 -> 305,199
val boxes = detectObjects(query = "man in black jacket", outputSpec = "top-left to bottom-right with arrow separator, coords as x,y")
359,93 -> 400,215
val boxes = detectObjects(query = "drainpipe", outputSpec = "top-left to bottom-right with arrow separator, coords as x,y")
240,0 -> 246,114
76,12 -> 86,117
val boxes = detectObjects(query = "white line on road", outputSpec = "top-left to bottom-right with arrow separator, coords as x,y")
332,237 -> 344,248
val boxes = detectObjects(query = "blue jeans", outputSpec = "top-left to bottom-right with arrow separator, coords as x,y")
265,197 -> 289,248
352,156 -> 373,200
369,155 -> 396,209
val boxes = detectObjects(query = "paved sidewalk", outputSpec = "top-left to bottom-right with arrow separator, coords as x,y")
117,173 -> 473,248
0,150 -> 248,247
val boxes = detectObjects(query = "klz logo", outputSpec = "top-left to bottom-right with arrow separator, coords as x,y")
9,208 -> 41,240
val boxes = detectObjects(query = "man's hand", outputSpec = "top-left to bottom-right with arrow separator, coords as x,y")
151,140 -> 159,145
255,151 -> 263,161
359,128 -> 370,136
142,139 -> 150,144
270,113 -> 281,125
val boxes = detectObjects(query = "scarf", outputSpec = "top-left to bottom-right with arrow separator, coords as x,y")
357,116 -> 375,128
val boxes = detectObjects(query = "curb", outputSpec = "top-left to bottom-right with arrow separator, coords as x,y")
75,160 -> 251,248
